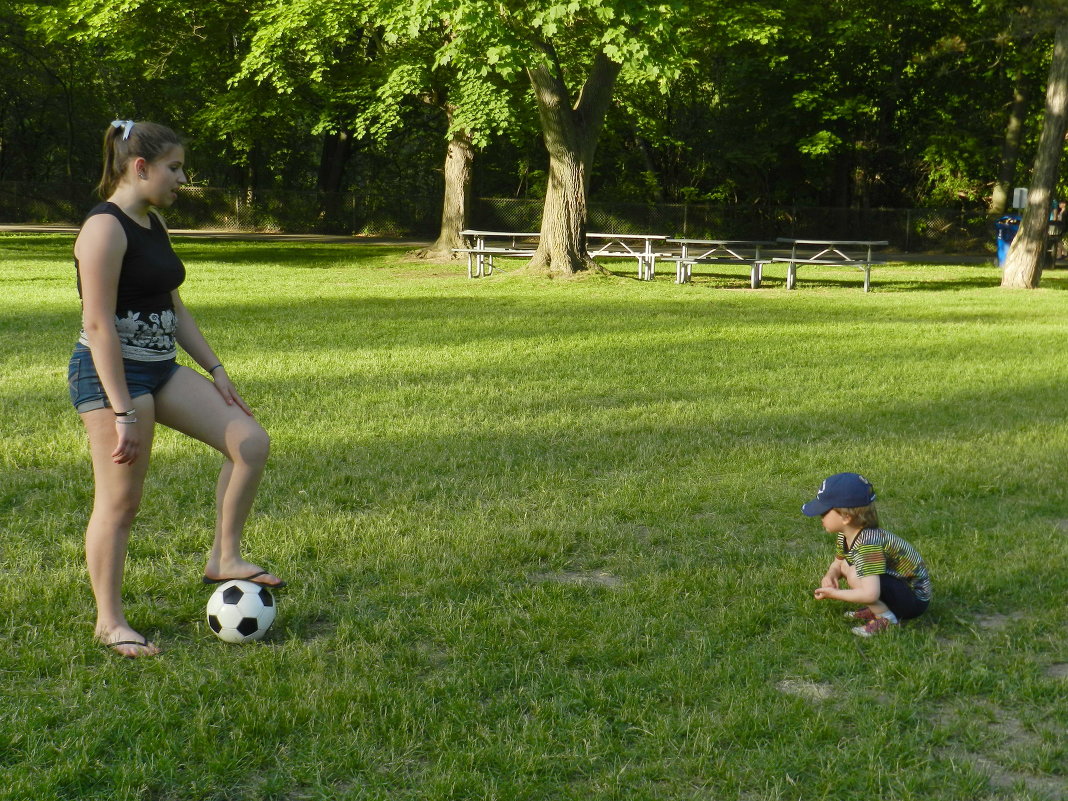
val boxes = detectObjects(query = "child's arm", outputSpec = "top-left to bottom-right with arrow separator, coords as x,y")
820,558 -> 846,589
814,574 -> 880,603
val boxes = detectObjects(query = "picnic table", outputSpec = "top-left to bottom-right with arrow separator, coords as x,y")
586,233 -> 670,279
666,239 -> 776,287
771,238 -> 889,291
455,229 -> 539,278
1047,219 -> 1065,266
453,229 -> 669,278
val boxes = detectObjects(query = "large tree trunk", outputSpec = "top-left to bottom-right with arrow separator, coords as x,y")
990,78 -> 1029,216
318,130 -> 353,231
1003,24 -> 1068,288
318,130 -> 352,193
525,52 -> 622,277
417,113 -> 474,260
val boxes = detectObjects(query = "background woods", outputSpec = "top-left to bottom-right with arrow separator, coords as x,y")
1,0 -> 1065,258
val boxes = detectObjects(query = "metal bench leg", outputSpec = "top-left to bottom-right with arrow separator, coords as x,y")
787,262 -> 796,290
863,265 -> 870,292
467,253 -> 474,279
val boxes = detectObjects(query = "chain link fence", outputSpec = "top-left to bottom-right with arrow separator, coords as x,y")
1,181 -> 993,252
472,198 -> 994,253
0,182 -> 440,237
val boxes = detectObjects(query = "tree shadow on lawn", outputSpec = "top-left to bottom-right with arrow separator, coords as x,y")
165,242 -> 1042,292
244,363 -> 1067,505
24,289 -> 1061,543
0,233 -> 76,258
9,286 -> 1062,372
170,239 -> 406,267
636,264 -> 1068,292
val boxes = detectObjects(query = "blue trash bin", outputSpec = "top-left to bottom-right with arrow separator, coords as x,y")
995,215 -> 1021,266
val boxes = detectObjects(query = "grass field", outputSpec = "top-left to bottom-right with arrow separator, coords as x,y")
1,232 -> 1066,801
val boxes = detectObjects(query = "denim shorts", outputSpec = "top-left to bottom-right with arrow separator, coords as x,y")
68,343 -> 179,413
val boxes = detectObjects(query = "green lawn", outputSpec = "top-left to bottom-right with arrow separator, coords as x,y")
1,233 -> 1066,801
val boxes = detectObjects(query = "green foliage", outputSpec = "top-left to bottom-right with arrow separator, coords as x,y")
585,0 -> 1059,207
38,0 -> 327,189
431,0 -> 697,84
4,0 -> 1064,212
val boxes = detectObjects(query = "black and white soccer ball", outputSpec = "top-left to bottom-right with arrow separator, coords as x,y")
206,580 -> 276,643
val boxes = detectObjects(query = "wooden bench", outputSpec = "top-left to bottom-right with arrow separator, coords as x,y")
666,239 -> 777,287
770,239 -> 889,291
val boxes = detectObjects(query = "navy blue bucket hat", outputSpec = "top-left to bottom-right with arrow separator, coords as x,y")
802,473 -> 876,517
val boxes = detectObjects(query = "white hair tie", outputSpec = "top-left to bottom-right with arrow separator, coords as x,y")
110,120 -> 135,140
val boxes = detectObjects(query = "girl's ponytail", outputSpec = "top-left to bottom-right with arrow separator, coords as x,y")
97,123 -> 127,199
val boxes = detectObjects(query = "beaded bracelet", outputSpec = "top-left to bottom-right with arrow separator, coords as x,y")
115,408 -> 136,417
116,418 -> 138,425
208,364 -> 224,374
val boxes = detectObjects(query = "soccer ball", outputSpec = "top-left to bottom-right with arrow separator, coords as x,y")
206,580 -> 276,643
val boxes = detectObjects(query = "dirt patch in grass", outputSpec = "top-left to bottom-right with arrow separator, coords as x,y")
531,570 -> 624,588
973,612 -> 1026,631
936,704 -> 1068,800
776,679 -> 834,700
300,616 -> 337,641
1045,663 -> 1068,680
390,269 -> 459,280
939,749 -> 1068,800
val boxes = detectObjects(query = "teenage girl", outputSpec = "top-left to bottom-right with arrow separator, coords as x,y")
70,120 -> 282,658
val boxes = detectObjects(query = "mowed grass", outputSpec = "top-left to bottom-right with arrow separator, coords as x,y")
1,232 -> 1066,801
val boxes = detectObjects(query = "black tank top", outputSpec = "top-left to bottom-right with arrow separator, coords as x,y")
76,202 -> 186,360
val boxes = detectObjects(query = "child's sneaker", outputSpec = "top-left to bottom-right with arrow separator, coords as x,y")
843,607 -> 877,621
852,616 -> 897,637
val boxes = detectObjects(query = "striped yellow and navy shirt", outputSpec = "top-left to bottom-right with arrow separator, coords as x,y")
836,528 -> 932,602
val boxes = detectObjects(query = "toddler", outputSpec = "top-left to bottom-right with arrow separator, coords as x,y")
803,473 -> 931,637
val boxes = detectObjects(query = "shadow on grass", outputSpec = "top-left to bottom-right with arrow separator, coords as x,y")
649,264 -> 1068,292
5,279 -> 1062,362
171,239 -> 407,266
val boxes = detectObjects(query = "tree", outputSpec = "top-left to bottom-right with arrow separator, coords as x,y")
991,75 -> 1031,216
428,0 -> 782,275
354,50 -> 528,259
239,0 -> 530,255
2,1 -> 124,184
1002,15 -> 1068,288
54,0 -> 336,194
524,51 -> 621,274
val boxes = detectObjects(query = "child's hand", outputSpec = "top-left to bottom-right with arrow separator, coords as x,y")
813,587 -> 836,600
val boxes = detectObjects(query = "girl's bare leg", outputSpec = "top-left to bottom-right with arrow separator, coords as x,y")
82,399 -> 161,657
154,367 -> 276,584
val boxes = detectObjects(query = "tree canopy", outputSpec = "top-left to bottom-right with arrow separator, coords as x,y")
3,0 -> 1066,270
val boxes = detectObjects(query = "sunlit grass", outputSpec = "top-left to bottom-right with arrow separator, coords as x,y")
1,232 -> 1066,800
